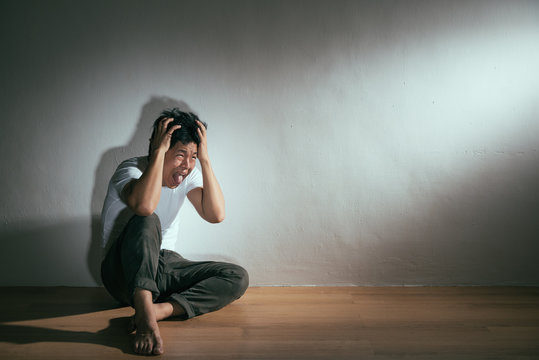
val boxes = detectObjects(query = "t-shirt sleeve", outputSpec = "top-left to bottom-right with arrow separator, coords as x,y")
185,166 -> 204,194
101,157 -> 145,253
110,159 -> 144,199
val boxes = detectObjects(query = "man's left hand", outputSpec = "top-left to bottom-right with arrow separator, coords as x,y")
196,120 -> 210,163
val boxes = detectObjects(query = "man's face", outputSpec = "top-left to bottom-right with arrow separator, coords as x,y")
162,141 -> 198,188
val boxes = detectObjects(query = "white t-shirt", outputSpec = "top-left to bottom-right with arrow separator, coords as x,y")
101,156 -> 203,256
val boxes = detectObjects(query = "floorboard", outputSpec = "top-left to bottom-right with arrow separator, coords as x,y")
1,287 -> 538,359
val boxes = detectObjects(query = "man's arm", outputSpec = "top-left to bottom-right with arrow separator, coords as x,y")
187,120 -> 225,223
123,118 -> 180,216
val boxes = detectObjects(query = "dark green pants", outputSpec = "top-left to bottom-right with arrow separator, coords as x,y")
101,214 -> 249,319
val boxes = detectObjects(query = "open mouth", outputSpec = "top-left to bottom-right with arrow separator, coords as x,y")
172,171 -> 188,186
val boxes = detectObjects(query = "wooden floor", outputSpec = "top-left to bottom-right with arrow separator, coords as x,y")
1,287 -> 539,359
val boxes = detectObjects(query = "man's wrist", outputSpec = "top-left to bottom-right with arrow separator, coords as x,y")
150,148 -> 166,162
198,158 -> 211,167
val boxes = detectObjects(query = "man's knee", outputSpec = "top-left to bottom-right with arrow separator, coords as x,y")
124,213 -> 162,242
224,264 -> 249,300
236,266 -> 249,298
118,213 -> 163,261
128,213 -> 161,230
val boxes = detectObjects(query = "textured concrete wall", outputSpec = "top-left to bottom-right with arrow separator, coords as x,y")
1,0 -> 538,286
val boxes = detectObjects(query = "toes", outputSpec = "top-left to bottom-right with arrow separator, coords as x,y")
133,339 -> 149,355
153,341 -> 164,355
133,336 -> 163,355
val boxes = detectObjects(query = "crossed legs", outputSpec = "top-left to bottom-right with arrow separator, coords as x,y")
101,214 -> 249,355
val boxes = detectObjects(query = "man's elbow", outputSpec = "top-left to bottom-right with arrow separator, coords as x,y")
126,194 -> 156,217
207,212 -> 225,224
129,202 -> 155,217
134,207 -> 154,217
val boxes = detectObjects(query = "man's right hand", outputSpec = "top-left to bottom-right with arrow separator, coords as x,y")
150,117 -> 181,158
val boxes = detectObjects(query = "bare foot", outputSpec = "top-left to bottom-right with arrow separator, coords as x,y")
133,325 -> 163,355
132,289 -> 164,355
127,301 -> 185,334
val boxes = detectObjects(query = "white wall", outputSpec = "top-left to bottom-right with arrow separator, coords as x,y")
1,0 -> 538,286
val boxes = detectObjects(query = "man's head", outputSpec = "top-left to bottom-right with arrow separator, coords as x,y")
148,108 -> 207,157
149,108 -> 208,188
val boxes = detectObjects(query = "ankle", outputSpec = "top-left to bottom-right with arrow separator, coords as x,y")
133,288 -> 157,324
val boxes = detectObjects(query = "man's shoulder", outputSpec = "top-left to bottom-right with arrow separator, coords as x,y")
113,156 -> 148,175
118,156 -> 148,170
110,156 -> 148,183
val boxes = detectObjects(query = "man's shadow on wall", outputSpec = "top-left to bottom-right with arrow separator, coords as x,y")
87,96 -> 194,284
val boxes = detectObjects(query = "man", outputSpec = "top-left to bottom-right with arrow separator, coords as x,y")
100,108 -> 248,355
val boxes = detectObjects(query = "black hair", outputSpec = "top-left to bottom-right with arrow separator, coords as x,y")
148,108 -> 208,156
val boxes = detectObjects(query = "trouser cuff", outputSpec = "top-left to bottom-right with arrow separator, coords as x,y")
166,293 -> 196,320
132,279 -> 160,303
